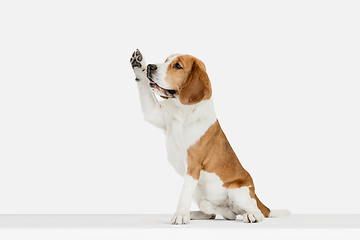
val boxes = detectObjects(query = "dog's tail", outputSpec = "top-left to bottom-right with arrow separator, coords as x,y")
269,209 -> 291,218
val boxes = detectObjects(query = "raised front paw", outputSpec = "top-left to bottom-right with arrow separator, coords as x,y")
130,49 -> 143,69
171,212 -> 190,225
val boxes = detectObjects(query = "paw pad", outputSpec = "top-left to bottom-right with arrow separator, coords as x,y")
130,49 -> 143,68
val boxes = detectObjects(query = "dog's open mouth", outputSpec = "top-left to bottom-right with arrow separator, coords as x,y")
148,79 -> 177,98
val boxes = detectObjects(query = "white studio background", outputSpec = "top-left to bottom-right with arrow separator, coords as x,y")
0,0 -> 359,215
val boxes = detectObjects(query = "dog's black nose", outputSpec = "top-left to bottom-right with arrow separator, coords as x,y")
147,64 -> 157,72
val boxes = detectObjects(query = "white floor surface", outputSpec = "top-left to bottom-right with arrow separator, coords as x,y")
0,214 -> 359,240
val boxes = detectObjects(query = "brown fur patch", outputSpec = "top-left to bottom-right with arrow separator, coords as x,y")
165,55 -> 212,105
165,55 -> 194,91
186,120 -> 270,217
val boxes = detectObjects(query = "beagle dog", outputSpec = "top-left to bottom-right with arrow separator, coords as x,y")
130,49 -> 289,224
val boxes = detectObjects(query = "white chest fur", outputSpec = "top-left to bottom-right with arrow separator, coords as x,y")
160,98 -> 217,176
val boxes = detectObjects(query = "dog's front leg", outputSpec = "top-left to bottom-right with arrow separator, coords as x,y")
130,49 -> 166,130
171,174 -> 198,225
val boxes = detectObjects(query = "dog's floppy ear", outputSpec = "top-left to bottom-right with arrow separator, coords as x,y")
179,59 -> 212,105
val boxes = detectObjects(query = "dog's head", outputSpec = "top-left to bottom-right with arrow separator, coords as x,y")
146,54 -> 212,105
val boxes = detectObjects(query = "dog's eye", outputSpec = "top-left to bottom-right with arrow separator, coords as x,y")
174,63 -> 183,69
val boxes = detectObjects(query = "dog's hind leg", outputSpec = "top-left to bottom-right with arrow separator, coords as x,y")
199,200 -> 236,220
190,211 -> 216,220
228,186 -> 267,223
